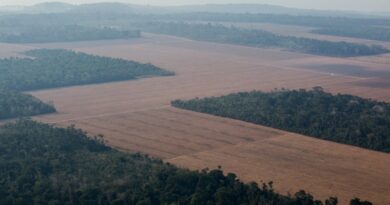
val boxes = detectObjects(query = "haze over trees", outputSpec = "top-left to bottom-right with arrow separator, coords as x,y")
0,24 -> 140,43
159,12 -> 390,42
134,22 -> 389,57
313,26 -> 390,42
0,49 -> 173,91
172,88 -> 390,153
158,12 -> 390,28
0,4 -> 389,53
0,119 -> 372,205
0,90 -> 55,120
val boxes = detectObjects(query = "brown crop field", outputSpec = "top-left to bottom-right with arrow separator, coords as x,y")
1,33 -> 389,204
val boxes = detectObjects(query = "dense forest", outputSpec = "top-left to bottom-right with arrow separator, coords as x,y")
0,24 -> 140,43
0,119 -> 373,205
0,90 -> 55,120
0,49 -> 173,91
172,88 -> 390,153
135,22 -> 389,57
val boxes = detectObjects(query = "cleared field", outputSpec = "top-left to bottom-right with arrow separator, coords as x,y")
0,43 -> 33,58
353,77 -> 390,89
1,34 -> 388,204
52,107 -> 390,205
59,107 -> 281,159
29,34 -> 390,103
168,124 -> 390,205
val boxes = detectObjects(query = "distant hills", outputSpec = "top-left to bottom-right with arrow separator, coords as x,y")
0,2 -> 74,13
0,2 -> 389,18
28,2 -> 74,12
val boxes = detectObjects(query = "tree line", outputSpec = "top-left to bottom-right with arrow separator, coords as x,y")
0,119 -> 373,205
160,13 -> 390,29
0,24 -> 140,43
0,49 -> 174,91
0,90 -> 55,120
3,8 -> 389,29
172,88 -> 390,153
0,49 -> 173,119
134,22 -> 389,57
158,13 -> 390,42
313,26 -> 390,42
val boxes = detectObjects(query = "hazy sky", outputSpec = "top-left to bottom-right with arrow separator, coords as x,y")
1,0 -> 390,12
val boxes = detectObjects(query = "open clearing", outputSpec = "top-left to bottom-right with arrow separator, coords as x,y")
2,33 -> 389,204
59,107 -> 390,205
0,43 -> 34,58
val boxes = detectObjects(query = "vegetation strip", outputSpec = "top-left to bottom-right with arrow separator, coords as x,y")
0,25 -> 140,43
0,49 -> 173,119
0,90 -> 55,120
136,22 -> 389,57
0,49 -> 174,91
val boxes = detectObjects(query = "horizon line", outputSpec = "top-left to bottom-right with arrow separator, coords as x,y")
0,1 -> 389,13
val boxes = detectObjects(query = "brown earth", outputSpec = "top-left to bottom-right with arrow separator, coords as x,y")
1,33 -> 389,204
0,43 -> 34,58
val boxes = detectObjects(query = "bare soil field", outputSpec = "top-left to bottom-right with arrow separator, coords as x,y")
59,107 -> 281,159
301,64 -> 390,78
168,126 -> 390,205
0,43 -> 33,58
1,34 -> 389,204
353,77 -> 390,89
57,107 -> 390,205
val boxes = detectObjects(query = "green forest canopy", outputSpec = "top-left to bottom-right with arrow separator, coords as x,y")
0,119 -> 372,205
0,49 -> 174,91
0,90 -> 55,120
172,88 -> 390,153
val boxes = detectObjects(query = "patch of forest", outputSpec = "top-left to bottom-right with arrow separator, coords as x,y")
312,26 -> 390,42
161,13 -> 390,29
0,24 -> 140,43
136,22 -> 389,57
0,49 -> 174,91
172,88 -> 390,153
0,119 -> 373,205
0,90 -> 55,120
159,13 -> 390,42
